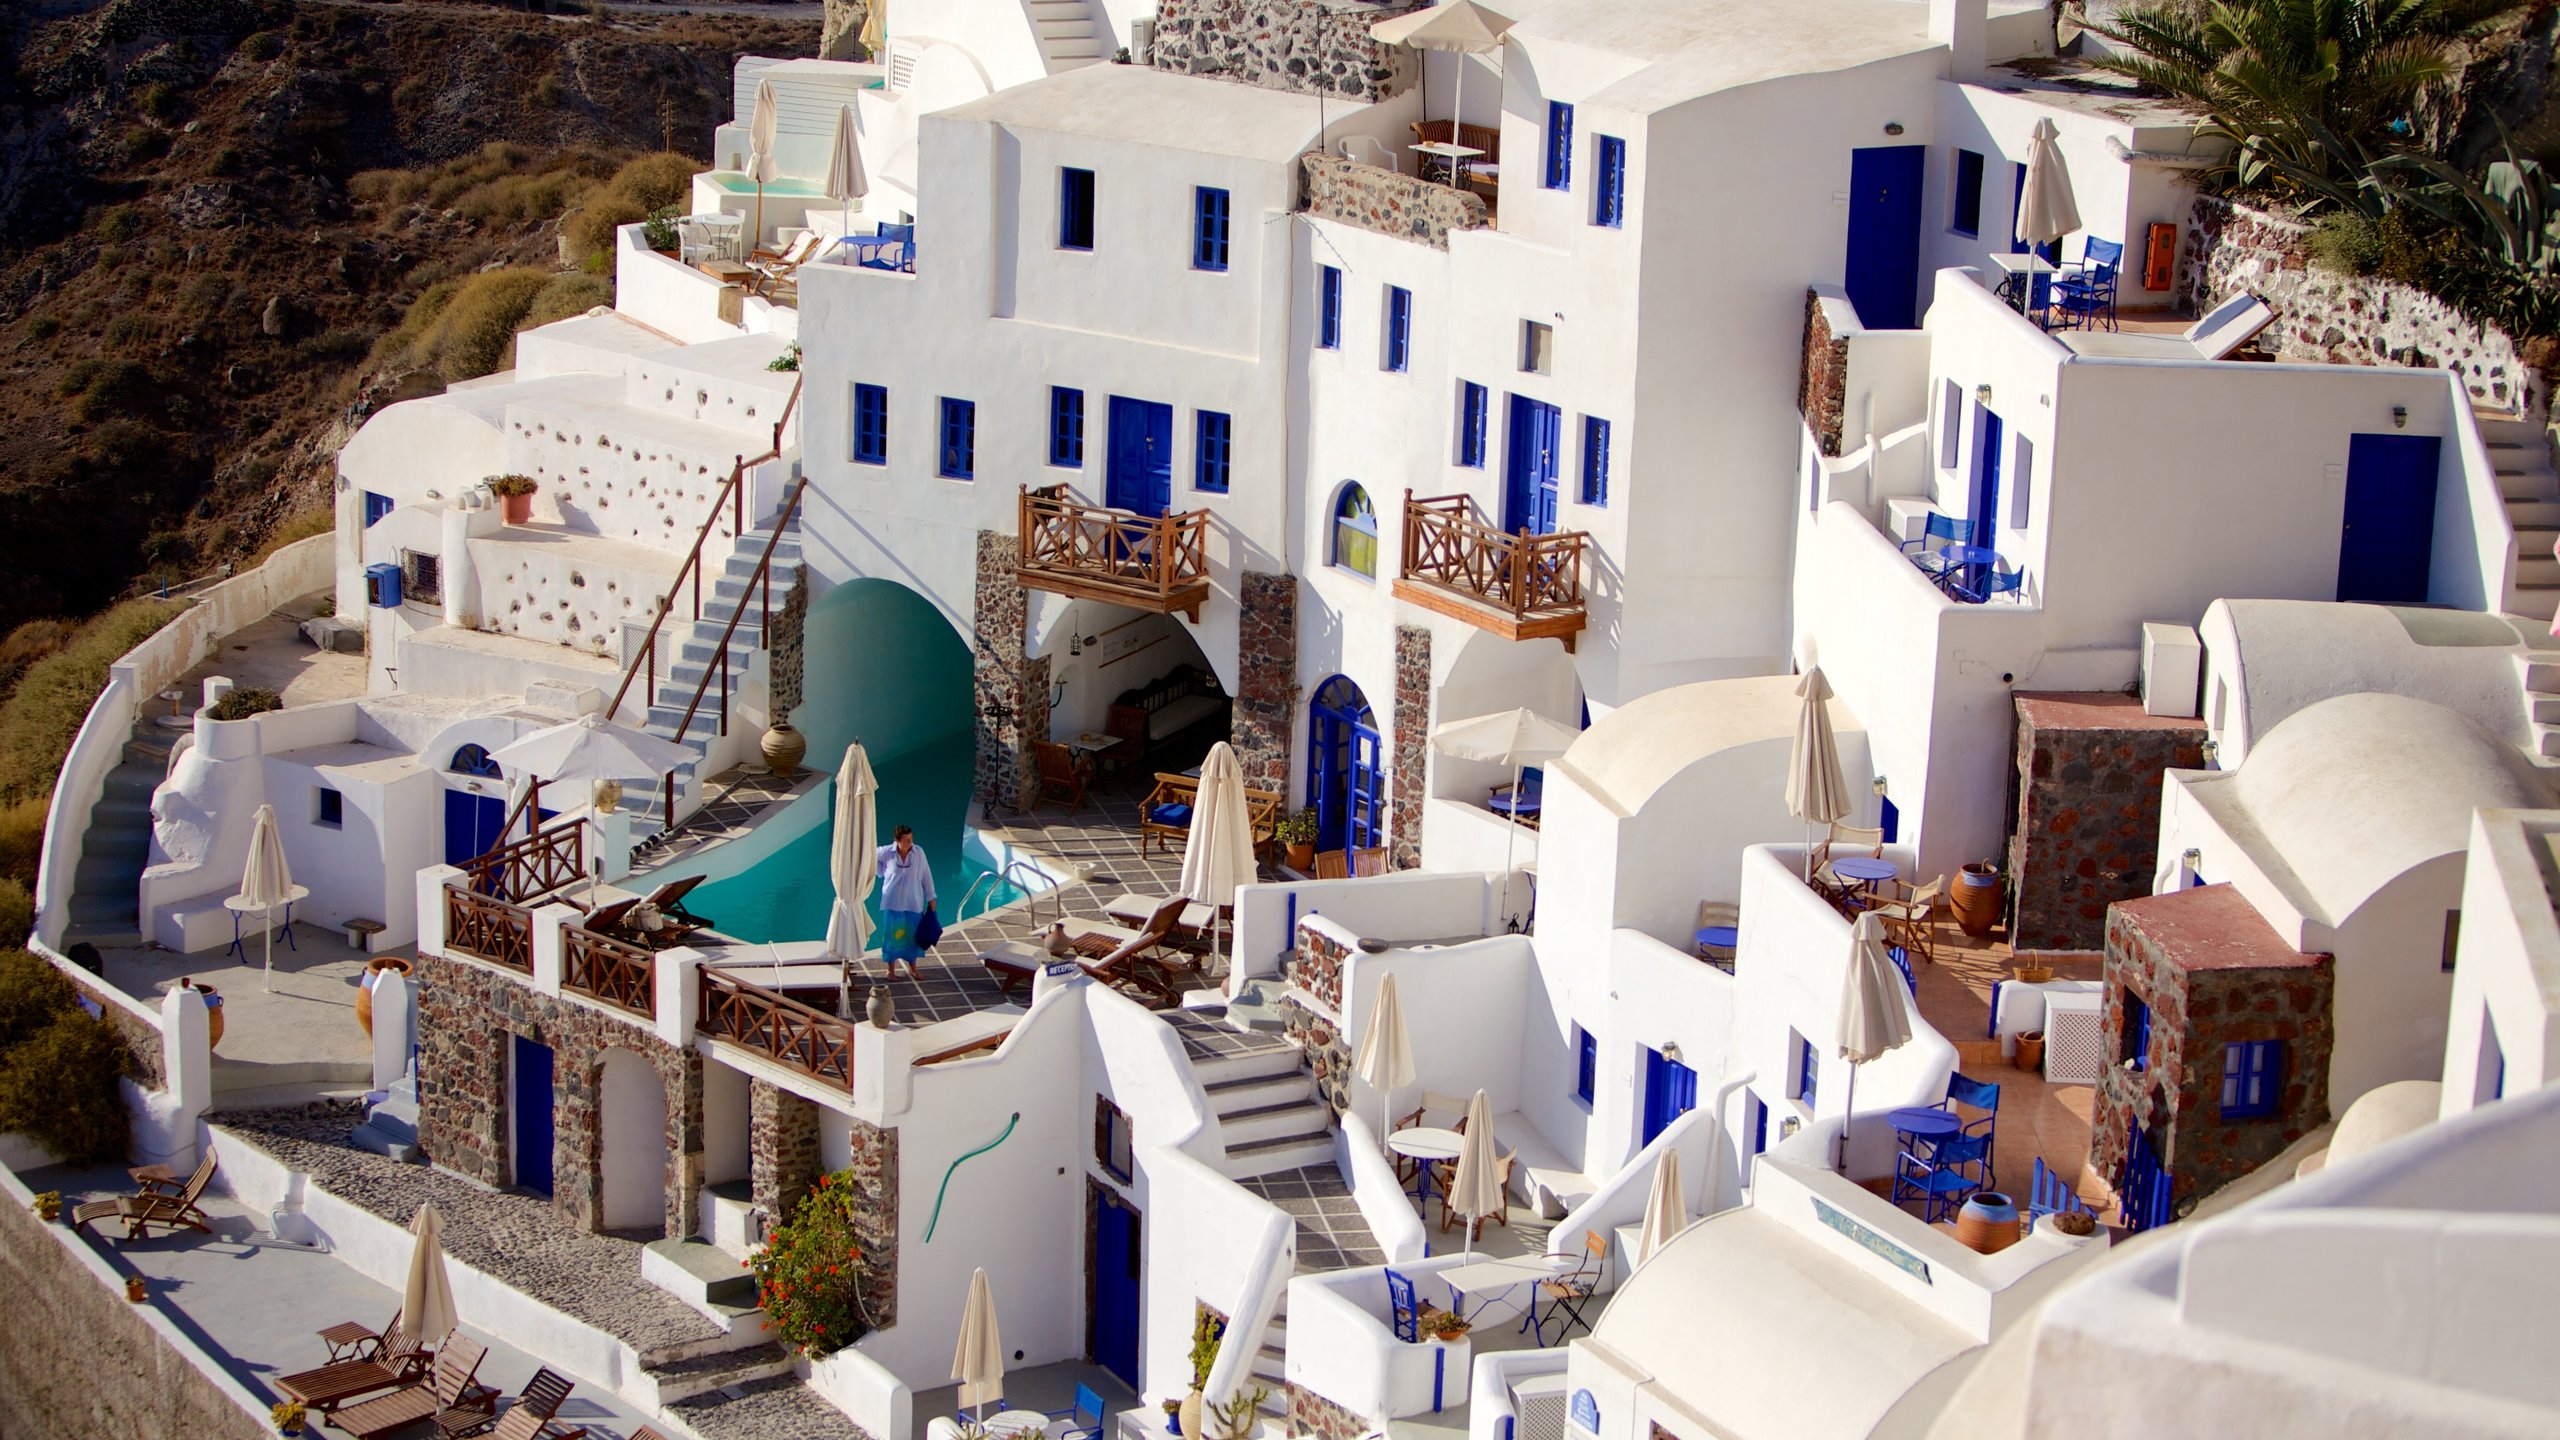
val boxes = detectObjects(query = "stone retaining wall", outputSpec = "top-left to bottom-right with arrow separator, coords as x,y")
2007,693 -> 2207,952
1798,288 -> 1850,457
1389,626 -> 1430,869
1233,572 -> 1299,795
1300,153 -> 1489,250
972,530 -> 1037,809
1152,0 -> 1423,100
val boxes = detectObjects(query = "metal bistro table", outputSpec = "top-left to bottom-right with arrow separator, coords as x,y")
1983,251 -> 2056,321
1930,543 -> 2001,598
1388,1125 -> 1465,1205
1830,855 -> 1898,905
1438,1253 -> 1568,1329
1888,1104 -> 1961,1164
1411,141 -> 1486,189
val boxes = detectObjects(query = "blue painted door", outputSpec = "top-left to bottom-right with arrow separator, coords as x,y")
1641,1049 -> 1698,1144
444,788 -> 507,867
1504,396 -> 1562,535
1308,677 -> 1383,852
1092,1191 -> 1141,1387
1970,408 -> 2004,550
1845,146 -> 1926,329
512,1034 -> 555,1196
1106,397 -> 1174,518
2337,433 -> 2441,604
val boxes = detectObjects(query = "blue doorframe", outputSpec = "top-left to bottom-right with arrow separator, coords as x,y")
1970,407 -> 2004,550
1308,675 -> 1383,852
1106,397 -> 1174,518
2337,432 -> 2442,604
1845,145 -> 1926,329
1504,396 -> 1562,535
1642,1048 -> 1698,1144
445,788 -> 507,867
512,1034 -> 556,1196
1091,1187 -> 1142,1388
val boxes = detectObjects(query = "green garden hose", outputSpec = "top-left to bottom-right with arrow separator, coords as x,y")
925,1111 -> 1021,1242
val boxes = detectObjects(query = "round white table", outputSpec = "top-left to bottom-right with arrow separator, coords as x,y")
1388,1126 -> 1464,1204
981,1410 -> 1052,1436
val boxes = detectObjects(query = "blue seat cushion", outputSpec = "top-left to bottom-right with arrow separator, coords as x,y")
1149,802 -> 1193,827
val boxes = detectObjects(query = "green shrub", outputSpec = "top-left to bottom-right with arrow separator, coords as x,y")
0,599 -> 190,807
749,1170 -> 875,1355
255,507 -> 335,562
135,81 -> 181,118
0,879 -> 33,950
205,686 -> 281,721
560,194 -> 645,264
520,272 -> 612,331
93,204 -> 141,243
0,948 -> 74,1051
0,1009 -> 135,1166
239,29 -> 285,61
369,269 -> 553,381
0,800 -> 44,886
607,152 -> 698,214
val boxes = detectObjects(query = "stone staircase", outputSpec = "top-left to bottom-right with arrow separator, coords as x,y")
631,511 -> 804,827
2479,407 -> 2560,619
1028,0 -> 1104,68
1193,1038 -> 1334,1180
2517,650 -> 2560,761
1247,1302 -> 1290,1421
63,714 -> 184,946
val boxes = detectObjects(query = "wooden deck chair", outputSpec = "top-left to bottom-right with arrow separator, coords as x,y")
278,1317 -> 430,1413
1440,1147 -> 1519,1238
744,230 -> 829,297
644,873 -> 710,926
1351,846 -> 1390,876
72,1150 -> 216,1240
1873,875 -> 1945,965
437,1366 -> 572,1439
334,1335 -> 493,1440
486,1406 -> 586,1440
1314,849 -> 1351,879
1032,740 -> 1090,817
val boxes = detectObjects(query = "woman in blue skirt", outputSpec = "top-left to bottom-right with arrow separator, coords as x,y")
876,824 -> 936,980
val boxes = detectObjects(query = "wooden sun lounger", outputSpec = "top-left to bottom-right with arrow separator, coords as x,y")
437,1366 -> 572,1440
485,1408 -> 586,1440
277,1318 -> 429,1413
332,1335 -> 493,1440
70,1150 -> 215,1240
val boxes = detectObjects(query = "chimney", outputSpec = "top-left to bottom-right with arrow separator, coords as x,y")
1930,0 -> 1988,82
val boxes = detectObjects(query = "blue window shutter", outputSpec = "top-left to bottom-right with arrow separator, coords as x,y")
1060,168 -> 1095,250
1580,416 -> 1610,505
939,397 -> 975,480
1460,382 -> 1488,467
1594,136 -> 1625,226
1195,410 -> 1232,493
1797,1034 -> 1818,1106
1545,102 -> 1574,189
1049,388 -> 1084,467
363,491 -> 395,527
1194,187 -> 1231,271
1386,287 -> 1412,372
1318,265 -> 1343,348
1575,1029 -> 1596,1103
852,383 -> 888,465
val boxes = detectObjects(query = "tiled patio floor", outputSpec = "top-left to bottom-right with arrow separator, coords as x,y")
1239,1167 -> 1386,1274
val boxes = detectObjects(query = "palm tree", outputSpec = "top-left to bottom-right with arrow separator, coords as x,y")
2089,0 -> 2520,212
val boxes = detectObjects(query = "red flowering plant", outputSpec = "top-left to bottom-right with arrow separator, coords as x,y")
748,1170 -> 874,1356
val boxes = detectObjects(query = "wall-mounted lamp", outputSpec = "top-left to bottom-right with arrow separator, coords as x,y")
2183,847 -> 2203,870
2392,405 -> 2409,430
1872,774 -> 1889,796
1975,383 -> 1994,407
1883,121 -> 1905,136
2199,737 -> 2220,764
1661,1041 -> 1683,1064
1069,634 -> 1081,656
1779,1115 -> 1803,1140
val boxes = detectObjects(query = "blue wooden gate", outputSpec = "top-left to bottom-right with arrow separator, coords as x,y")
1642,1048 -> 1698,1144
1308,675 -> 1383,852
2336,432 -> 2441,604
2116,1114 -> 2173,1234
1845,146 -> 1926,329
1970,408 -> 2004,550
1504,396 -> 1563,535
1092,1189 -> 1142,1387
512,1034 -> 556,1196
1106,397 -> 1174,518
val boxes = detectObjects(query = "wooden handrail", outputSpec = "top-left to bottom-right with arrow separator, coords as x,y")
1398,490 -> 1586,620
563,926 -> 655,1017
444,885 -> 533,972
697,966 -> 854,1087
665,476 -> 813,763
462,821 -> 584,905
1016,486 -> 1212,603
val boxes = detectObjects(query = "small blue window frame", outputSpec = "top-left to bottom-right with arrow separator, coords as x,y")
2123,992 -> 2153,1070
315,786 -> 343,829
1318,265 -> 1343,349
1952,149 -> 1985,238
1193,186 -> 1231,271
1575,1027 -> 1597,1105
1795,1031 -> 1819,1108
1049,387 -> 1085,468
1385,286 -> 1413,373
363,491 -> 395,527
851,383 -> 888,466
1594,135 -> 1626,227
1580,416 -> 1611,506
1195,410 -> 1233,493
2221,1039 -> 2283,1119
1459,382 -> 1488,467
1059,167 -> 1096,251
938,397 -> 976,481
1544,101 -> 1574,189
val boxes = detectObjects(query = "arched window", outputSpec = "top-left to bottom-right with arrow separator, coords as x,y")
1332,484 -> 1377,578
449,743 -> 503,779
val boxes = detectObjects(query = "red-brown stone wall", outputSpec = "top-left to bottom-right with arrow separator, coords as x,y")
2009,696 -> 2206,952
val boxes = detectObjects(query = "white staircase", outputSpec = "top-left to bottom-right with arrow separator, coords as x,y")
1248,1302 -> 1290,1420
1195,1043 -> 1335,1179
1029,0 -> 1105,69
2517,650 -> 2560,761
631,511 -> 804,825
2479,408 -> 2560,618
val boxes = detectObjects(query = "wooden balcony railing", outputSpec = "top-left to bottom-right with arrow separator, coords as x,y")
462,821 -> 585,906
564,927 -> 656,1018
699,967 -> 854,1088
445,886 -> 533,973
1392,491 -> 1589,646
1017,485 -> 1213,621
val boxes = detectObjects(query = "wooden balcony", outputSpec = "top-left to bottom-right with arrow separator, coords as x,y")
444,886 -> 533,973
1017,485 -> 1212,621
699,967 -> 855,1089
1392,491 -> 1589,646
564,927 -> 656,1018
462,820 -> 584,906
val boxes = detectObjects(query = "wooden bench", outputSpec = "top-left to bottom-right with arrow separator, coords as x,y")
1107,664 -> 1230,768
1491,1110 -> 1594,1219
1138,771 -> 1282,857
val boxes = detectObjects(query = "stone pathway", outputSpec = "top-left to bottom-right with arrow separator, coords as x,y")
673,1372 -> 871,1439
1240,1167 -> 1385,1274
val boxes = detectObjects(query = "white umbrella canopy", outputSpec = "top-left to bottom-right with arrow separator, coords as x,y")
748,78 -> 780,242
1634,1150 -> 1688,1267
827,742 -> 881,1013
1787,666 -> 1850,878
825,103 -> 867,239
488,714 -> 696,789
1433,708 -> 1578,926
1372,1 -> 1515,187
2016,117 -> 2081,320
1355,972 -> 1417,1144
404,1201 -> 460,1350
1446,1088 -> 1504,1258
1835,911 -> 1916,1169
238,803 -> 299,991
1180,742 -> 1257,967
952,1267 -> 1005,1419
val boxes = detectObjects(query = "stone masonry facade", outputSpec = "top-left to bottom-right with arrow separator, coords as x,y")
2007,693 -> 2207,952
748,1078 -> 900,1327
770,567 -> 810,723
2088,886 -> 2335,1208
2180,195 -> 2543,414
1300,152 -> 1489,250
1798,288 -> 1851,457
1232,571 -> 1299,794
1152,0 -> 1424,100
1281,922 -> 1352,1112
973,529 -> 1038,809
414,951 -> 705,1239
1390,625 -> 1430,869
1288,1379 -> 1374,1440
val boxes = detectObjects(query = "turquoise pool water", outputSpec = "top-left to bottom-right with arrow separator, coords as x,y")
689,731 -> 1027,943
706,172 -> 832,197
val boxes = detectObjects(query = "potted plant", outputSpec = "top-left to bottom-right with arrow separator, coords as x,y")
125,1274 -> 148,1303
2014,1029 -> 2045,1072
30,1190 -> 60,1222
1205,1386 -> 1270,1440
487,473 -> 540,525
273,1400 -> 308,1436
1417,1304 -> 1472,1343
1952,860 -> 2004,937
1162,1398 -> 1184,1436
1279,809 -> 1318,872
179,977 -> 225,1051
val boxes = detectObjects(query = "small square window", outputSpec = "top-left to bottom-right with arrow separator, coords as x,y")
852,382 -> 888,466
2122,991 -> 2152,1070
1951,149 -> 1985,238
2220,1039 -> 2283,1119
1049,387 -> 1085,468
315,787 -> 343,829
1794,1030 -> 1819,1107
1574,1027 -> 1597,1105
938,398 -> 976,481
1096,1095 -> 1134,1182
1384,286 -> 1413,373
1195,410 -> 1232,493
1593,135 -> 1626,227
401,550 -> 441,605
1193,186 -> 1231,271
1520,320 -> 1553,375
363,491 -> 394,527
2443,909 -> 2462,973
1059,168 -> 1096,251
1458,382 -> 1489,468
1544,101 -> 1574,190
1318,265 -> 1343,349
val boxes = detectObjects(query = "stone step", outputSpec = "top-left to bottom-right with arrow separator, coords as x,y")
1219,1129 -> 1336,1180
642,1235 -> 766,1318
2501,583 -> 2559,621
2510,499 -> 2560,528
643,1341 -> 796,1405
2498,468 -> 2558,501
2519,552 -> 2560,587
1203,1070 -> 1317,1115
1187,1042 -> 1309,1089
1220,1099 -> 1334,1147
2536,721 -> 2560,759
91,794 -> 153,828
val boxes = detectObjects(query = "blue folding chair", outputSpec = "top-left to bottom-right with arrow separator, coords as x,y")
1045,1382 -> 1107,1440
2054,237 -> 2121,331
1384,1268 -> 1421,1343
1941,1072 -> 2002,1187
1893,1131 -> 1991,1223
1902,511 -> 1964,561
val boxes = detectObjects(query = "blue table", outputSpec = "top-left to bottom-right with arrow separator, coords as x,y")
1933,543 -> 2000,597
1694,924 -> 1738,950
1888,1105 -> 1960,1168
1831,855 -> 1898,905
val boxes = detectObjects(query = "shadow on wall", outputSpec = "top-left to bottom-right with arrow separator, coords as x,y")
796,578 -> 973,767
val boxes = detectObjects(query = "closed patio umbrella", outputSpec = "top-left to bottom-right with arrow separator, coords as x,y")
1634,1148 -> 1687,1268
1446,1088 -> 1503,1258
1180,742 -> 1257,971
1787,666 -> 1850,879
404,1201 -> 460,1349
237,803 -> 302,992
1355,972 -> 1417,1145
748,78 -> 780,246
1433,707 -> 1578,928
825,103 -> 867,241
2016,118 -> 2081,322
827,742 -> 880,1016
952,1267 -> 1004,1420
1836,911 -> 1915,1171
1372,2 -> 1516,186
859,0 -> 887,56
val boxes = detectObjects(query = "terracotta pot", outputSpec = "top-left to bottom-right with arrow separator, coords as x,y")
125,1274 -> 148,1302
2014,1032 -> 2045,1072
1286,843 -> 1315,872
1956,1192 -> 2021,1254
761,720 -> 807,777
355,956 -> 413,1038
501,491 -> 534,525
188,984 -> 225,1051
1951,863 -> 2004,938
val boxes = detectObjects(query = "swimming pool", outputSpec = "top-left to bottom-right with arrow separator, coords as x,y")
687,731 -> 1031,943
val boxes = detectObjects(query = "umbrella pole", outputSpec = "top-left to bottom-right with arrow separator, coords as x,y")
262,906 -> 274,992
1838,1063 -> 1857,1172
1500,759 -> 1522,929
